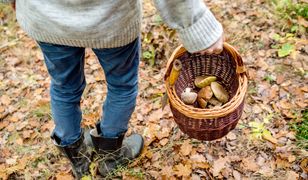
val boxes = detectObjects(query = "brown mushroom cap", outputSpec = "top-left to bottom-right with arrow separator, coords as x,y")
197,97 -> 207,108
198,86 -> 213,100
210,82 -> 229,103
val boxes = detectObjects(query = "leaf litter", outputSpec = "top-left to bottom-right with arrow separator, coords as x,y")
0,0 -> 308,179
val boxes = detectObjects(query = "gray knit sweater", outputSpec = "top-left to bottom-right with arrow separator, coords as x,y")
1,0 -> 223,52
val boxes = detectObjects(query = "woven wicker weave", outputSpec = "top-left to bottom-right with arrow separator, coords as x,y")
164,43 -> 248,141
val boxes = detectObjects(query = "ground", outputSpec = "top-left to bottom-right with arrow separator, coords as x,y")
0,0 -> 307,179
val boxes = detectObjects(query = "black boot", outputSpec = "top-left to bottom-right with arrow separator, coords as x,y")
90,124 -> 144,176
51,130 -> 92,179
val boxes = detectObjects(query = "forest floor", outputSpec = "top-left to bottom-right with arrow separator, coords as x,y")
0,0 -> 307,179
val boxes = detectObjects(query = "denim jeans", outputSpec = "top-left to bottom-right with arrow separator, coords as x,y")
38,38 -> 140,145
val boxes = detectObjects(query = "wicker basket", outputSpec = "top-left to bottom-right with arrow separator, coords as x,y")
164,43 -> 248,141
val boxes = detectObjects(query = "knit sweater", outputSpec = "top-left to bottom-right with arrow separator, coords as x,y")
1,0 -> 223,53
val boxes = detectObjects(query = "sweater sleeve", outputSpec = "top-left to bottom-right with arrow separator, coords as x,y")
154,0 -> 223,53
0,0 -> 15,3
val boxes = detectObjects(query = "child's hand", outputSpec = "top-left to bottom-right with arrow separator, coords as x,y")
195,34 -> 224,55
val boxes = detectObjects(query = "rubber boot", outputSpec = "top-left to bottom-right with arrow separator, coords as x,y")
51,130 -> 92,179
90,123 -> 144,176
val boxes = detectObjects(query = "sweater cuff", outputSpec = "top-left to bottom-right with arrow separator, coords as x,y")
0,0 -> 14,3
178,8 -> 223,53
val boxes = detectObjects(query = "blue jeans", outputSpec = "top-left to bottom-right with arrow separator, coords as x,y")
38,38 -> 140,145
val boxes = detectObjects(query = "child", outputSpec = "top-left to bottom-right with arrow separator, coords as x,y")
1,0 -> 223,178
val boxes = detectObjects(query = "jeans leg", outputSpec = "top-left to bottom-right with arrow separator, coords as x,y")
92,38 -> 140,137
38,42 -> 86,145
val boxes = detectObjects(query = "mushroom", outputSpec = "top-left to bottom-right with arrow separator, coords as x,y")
197,86 -> 213,109
195,76 -> 217,88
210,82 -> 229,103
197,97 -> 208,108
194,76 -> 208,86
208,97 -> 223,106
169,59 -> 182,86
198,86 -> 213,100
181,88 -> 197,105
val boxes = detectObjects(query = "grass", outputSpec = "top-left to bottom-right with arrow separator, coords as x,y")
291,109 -> 308,149
272,0 -> 308,19
271,0 -> 308,33
30,103 -> 51,119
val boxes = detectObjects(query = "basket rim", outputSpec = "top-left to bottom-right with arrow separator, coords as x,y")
165,43 -> 248,119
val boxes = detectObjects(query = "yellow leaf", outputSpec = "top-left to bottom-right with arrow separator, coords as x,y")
89,162 -> 97,177
81,175 -> 92,180
262,130 -> 278,144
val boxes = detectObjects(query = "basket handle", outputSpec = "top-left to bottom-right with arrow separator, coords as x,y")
164,42 -> 246,80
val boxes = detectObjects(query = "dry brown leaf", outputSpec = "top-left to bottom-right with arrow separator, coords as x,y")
8,115 -> 19,123
180,140 -> 192,156
159,138 -> 168,146
16,138 -> 23,145
174,163 -> 192,177
190,153 -> 206,162
241,157 -> 259,172
226,132 -> 237,140
161,166 -> 174,177
233,170 -> 241,180
213,157 -> 228,177
288,155 -> 296,163
148,109 -> 163,122
6,123 -> 15,132
156,127 -> 170,140
0,106 -> 4,113
279,99 -> 293,109
298,16 -> 308,27
300,158 -> 308,172
276,75 -> 285,84
286,170 -> 299,180
55,172 -> 74,180
193,162 -> 210,169
276,158 -> 290,169
0,95 -> 11,106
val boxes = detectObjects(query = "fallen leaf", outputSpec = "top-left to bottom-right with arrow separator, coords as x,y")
276,158 -> 290,169
161,166 -> 173,177
180,140 -> 192,156
286,170 -> 299,180
241,157 -> 259,172
298,16 -> 308,27
226,132 -> 237,140
159,138 -> 168,146
190,154 -> 206,162
233,170 -> 241,180
279,99 -> 293,109
56,172 -> 74,180
0,95 -> 11,106
213,157 -> 228,177
262,130 -> 278,144
6,156 -> 18,165
300,158 -> 308,172
174,163 -> 192,177
156,127 -> 170,140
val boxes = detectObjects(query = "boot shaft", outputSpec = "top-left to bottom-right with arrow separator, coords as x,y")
89,124 -> 125,155
51,131 -> 91,179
